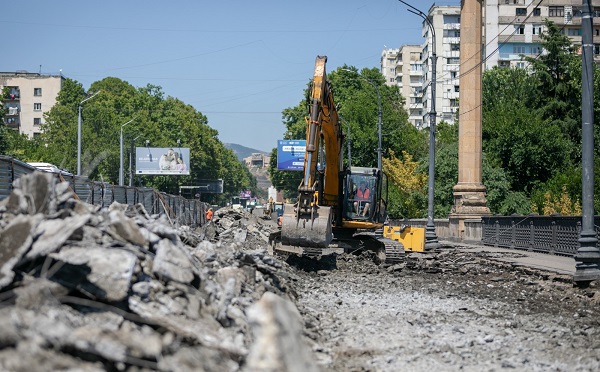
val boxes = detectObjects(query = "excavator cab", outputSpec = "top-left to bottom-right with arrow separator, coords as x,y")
342,166 -> 387,225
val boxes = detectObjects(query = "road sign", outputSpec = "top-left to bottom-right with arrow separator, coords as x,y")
277,140 -> 306,171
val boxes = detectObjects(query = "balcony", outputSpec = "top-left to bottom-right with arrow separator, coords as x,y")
4,117 -> 20,129
499,34 -> 526,43
443,37 -> 461,44
443,23 -> 460,30
4,89 -> 20,101
7,107 -> 20,116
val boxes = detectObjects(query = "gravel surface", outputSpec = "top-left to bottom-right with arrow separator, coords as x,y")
286,248 -> 600,372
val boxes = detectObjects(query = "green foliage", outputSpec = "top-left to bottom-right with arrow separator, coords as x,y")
525,20 -> 582,153
5,77 -> 254,204
270,65 -> 429,206
383,150 -> 427,219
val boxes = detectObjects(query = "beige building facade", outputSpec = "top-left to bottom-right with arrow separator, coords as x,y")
381,45 -> 424,128
1,72 -> 64,138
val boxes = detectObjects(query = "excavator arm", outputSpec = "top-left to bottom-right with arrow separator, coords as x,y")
281,56 -> 343,248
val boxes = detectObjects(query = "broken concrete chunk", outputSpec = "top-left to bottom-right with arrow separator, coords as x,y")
153,239 -> 194,284
108,210 -> 147,247
0,214 -> 42,289
27,215 -> 90,260
49,246 -> 137,302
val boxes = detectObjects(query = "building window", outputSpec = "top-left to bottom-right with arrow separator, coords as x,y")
450,71 -> 458,79
34,103 -> 42,111
533,8 -> 541,16
516,62 -> 526,69
447,57 -> 460,65
515,25 -> 525,35
389,78 -> 395,83
34,88 -> 42,96
454,85 -> 459,93
450,43 -> 460,51
34,118 -> 41,126
516,8 -> 527,16
514,45 -> 526,54
549,6 -> 564,17
450,99 -> 458,107
33,132 -> 41,138
533,25 -> 542,35
568,28 -> 582,36
594,44 -> 600,55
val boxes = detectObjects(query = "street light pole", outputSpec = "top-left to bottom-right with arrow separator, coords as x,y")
575,0 -> 600,285
77,90 -> 100,176
399,0 -> 440,250
342,69 -> 382,170
119,118 -> 135,186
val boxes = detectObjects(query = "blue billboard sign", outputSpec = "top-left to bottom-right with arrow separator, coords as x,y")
277,140 -> 306,171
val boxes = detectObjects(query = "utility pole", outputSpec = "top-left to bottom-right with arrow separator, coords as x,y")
77,90 -> 100,176
399,0 -> 440,250
119,118 -> 135,186
575,0 -> 600,285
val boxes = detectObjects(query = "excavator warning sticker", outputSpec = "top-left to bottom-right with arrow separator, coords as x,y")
277,140 -> 306,171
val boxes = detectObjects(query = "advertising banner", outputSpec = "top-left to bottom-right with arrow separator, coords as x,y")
136,147 -> 190,175
277,140 -> 306,171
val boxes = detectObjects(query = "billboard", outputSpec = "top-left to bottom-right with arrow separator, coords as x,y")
136,147 -> 190,175
277,140 -> 306,171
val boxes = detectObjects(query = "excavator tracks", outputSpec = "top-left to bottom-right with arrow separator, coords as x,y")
354,232 -> 405,265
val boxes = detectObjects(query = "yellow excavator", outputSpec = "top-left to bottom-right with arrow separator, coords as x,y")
269,56 -> 404,264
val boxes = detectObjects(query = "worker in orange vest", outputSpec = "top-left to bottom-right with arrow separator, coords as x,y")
206,208 -> 213,221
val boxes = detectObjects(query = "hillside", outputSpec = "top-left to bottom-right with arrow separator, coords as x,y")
224,143 -> 269,162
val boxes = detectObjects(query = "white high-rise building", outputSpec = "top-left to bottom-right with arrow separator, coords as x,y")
422,5 -> 461,126
382,5 -> 460,128
485,0 -> 600,70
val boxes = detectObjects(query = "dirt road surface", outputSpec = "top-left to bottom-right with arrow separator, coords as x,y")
288,248 -> 600,371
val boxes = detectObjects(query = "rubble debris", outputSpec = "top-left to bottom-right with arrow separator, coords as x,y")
0,172 -> 311,371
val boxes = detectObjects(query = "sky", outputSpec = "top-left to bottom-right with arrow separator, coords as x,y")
4,0 -> 459,153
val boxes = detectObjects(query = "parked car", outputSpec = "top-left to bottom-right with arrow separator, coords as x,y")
27,162 -> 73,176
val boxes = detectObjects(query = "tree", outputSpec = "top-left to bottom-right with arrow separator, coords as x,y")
383,150 -> 427,219
525,20 -> 582,156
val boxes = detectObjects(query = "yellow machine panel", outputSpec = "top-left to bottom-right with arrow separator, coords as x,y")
383,226 -> 425,252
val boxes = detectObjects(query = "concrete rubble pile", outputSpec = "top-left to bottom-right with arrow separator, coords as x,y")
0,172 -> 318,372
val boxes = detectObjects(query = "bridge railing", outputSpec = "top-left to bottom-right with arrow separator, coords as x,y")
0,155 -> 208,227
480,215 -> 599,257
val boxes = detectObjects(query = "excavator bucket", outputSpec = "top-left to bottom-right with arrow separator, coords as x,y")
280,203 -> 333,248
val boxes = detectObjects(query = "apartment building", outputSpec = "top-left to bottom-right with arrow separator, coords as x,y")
382,5 -> 460,128
1,72 -> 64,138
422,5 -> 461,126
381,45 -> 424,128
485,0 -> 600,70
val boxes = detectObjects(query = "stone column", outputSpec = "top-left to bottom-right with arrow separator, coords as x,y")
450,0 -> 490,239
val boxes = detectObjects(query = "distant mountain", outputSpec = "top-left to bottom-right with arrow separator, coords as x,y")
224,143 -> 269,162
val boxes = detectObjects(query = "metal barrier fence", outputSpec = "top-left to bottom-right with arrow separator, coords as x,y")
0,156 -> 208,227
481,215 -> 600,257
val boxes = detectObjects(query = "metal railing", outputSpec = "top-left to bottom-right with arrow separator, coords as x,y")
0,156 -> 209,227
481,215 -> 600,257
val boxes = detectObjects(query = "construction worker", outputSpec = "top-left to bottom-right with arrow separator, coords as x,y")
206,208 -> 213,221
